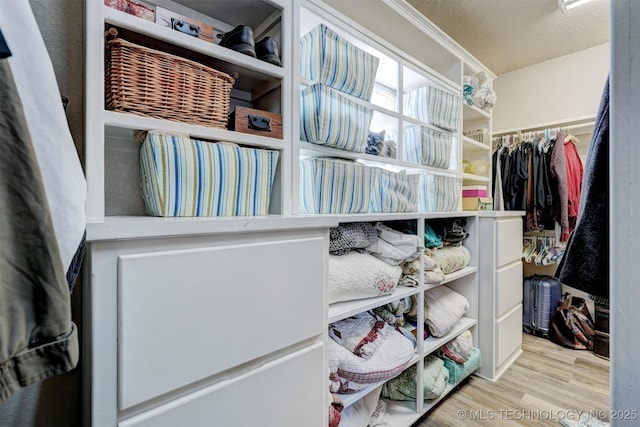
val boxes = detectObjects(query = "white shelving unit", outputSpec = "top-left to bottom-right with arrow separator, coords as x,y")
83,0 -> 498,426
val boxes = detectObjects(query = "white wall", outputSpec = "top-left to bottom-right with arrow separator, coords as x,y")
492,43 -> 610,133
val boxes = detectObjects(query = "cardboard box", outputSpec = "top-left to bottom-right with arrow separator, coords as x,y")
229,106 -> 283,139
463,197 -> 493,211
155,6 -> 214,43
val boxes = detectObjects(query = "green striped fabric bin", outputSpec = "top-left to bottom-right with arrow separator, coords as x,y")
140,132 -> 279,216
300,83 -> 373,153
300,23 -> 380,101
300,157 -> 373,214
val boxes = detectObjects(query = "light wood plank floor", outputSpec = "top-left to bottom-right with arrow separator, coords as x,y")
413,333 -> 610,426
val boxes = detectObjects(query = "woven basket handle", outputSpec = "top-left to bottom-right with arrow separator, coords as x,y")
105,27 -> 118,45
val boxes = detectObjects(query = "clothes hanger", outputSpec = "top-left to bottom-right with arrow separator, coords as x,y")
564,133 -> 579,145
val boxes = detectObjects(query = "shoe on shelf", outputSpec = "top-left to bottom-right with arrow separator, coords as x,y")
255,36 -> 281,66
217,25 -> 256,57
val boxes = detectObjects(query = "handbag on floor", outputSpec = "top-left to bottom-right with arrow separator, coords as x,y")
549,293 -> 595,350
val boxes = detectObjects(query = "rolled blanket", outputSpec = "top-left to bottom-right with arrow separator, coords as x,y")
425,286 -> 469,337
439,330 -> 473,363
425,245 -> 471,275
381,355 -> 449,401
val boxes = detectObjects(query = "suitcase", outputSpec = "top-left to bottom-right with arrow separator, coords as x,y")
523,275 -> 562,337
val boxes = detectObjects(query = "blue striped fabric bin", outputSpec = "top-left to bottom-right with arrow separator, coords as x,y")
417,173 -> 461,212
428,86 -> 460,131
369,168 -> 419,213
300,84 -> 373,153
140,132 -> 279,217
300,157 -> 373,214
403,125 -> 452,169
300,24 -> 380,101
403,85 -> 460,131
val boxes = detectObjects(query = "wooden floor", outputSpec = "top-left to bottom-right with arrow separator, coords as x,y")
414,333 -> 610,426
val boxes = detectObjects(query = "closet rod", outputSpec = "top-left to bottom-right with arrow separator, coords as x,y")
493,116 -> 596,137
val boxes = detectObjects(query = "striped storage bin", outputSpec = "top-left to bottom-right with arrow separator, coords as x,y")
140,132 -> 279,217
300,23 -> 380,101
403,85 -> 460,131
417,174 -> 461,212
369,168 -> 419,213
300,84 -> 373,153
300,157 -> 373,214
403,125 -> 452,169
428,86 -> 460,131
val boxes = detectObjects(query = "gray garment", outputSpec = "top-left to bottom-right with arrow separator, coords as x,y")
0,59 -> 78,403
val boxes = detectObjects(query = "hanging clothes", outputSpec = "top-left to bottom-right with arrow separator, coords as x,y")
556,77 -> 610,302
550,130 -> 570,241
564,137 -> 584,231
0,1 -> 86,402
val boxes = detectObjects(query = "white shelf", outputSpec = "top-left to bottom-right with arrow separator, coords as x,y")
103,5 -> 285,85
462,172 -> 490,183
301,211 -> 478,224
339,379 -> 389,409
86,215 -> 338,242
328,286 -> 424,324
299,142 -> 457,176
104,111 -> 285,150
423,317 -> 477,356
463,103 -> 491,122
423,266 -> 477,290
462,136 -> 491,152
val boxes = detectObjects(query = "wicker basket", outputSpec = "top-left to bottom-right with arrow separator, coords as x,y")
105,28 -> 238,128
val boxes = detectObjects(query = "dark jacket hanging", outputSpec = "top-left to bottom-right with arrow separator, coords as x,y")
555,77 -> 609,301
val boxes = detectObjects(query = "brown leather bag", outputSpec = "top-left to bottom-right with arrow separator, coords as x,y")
549,293 -> 596,350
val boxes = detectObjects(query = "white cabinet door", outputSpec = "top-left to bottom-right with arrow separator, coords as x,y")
495,304 -> 523,367
119,343 -> 325,427
118,237 -> 325,409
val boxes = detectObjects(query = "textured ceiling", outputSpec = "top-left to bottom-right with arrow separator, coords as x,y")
407,0 -> 610,75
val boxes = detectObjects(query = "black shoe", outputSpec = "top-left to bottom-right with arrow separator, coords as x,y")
255,37 -> 281,66
217,25 -> 255,57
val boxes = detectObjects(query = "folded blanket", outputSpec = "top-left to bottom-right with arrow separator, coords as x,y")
328,252 -> 402,304
442,347 -> 481,384
328,312 -> 387,359
425,245 -> 471,275
399,258 -> 420,287
381,355 -> 449,401
372,298 -> 414,327
439,330 -> 473,363
425,286 -> 469,337
366,223 -> 421,265
328,392 -> 344,427
327,330 -> 414,393
329,222 -> 378,255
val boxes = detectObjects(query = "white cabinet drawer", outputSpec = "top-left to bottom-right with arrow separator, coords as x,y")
496,219 -> 522,267
119,343 -> 325,427
495,304 -> 523,367
496,261 -> 523,317
118,237 -> 325,409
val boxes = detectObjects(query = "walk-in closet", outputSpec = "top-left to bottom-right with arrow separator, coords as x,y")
2,0 -> 636,426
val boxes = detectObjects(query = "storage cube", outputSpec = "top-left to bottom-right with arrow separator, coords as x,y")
403,85 -> 460,131
300,84 -> 373,153
300,157 -> 373,214
369,168 -> 419,213
403,125 -> 452,169
140,132 -> 279,217
300,23 -> 380,101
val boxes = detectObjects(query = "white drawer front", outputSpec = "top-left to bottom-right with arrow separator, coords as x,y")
118,237 -> 325,409
496,218 -> 522,267
119,344 -> 325,427
496,261 -> 523,317
496,304 -> 523,367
